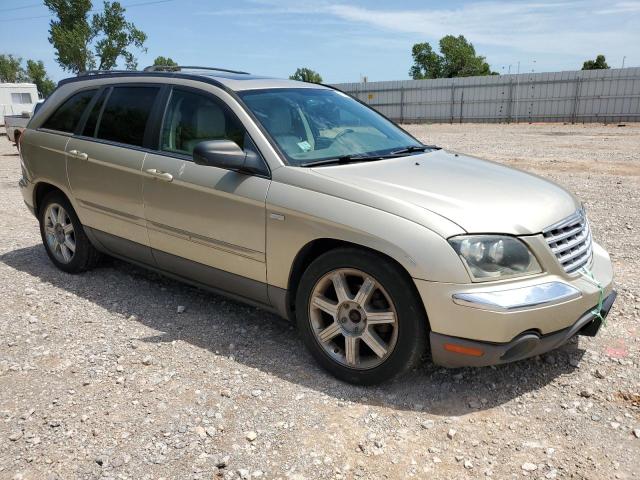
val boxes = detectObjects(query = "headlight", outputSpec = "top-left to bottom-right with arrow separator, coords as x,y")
449,235 -> 542,281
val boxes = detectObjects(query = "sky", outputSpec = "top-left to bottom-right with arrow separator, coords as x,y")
1,0 -> 639,84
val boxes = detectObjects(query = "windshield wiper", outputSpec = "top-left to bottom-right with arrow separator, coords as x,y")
390,145 -> 439,155
299,145 -> 442,167
300,154 -> 387,167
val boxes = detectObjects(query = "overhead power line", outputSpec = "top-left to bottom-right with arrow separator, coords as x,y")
0,14 -> 51,22
0,0 -> 174,22
0,2 -> 43,12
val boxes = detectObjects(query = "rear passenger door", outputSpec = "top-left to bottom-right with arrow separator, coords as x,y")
30,88 -> 97,200
66,85 -> 162,259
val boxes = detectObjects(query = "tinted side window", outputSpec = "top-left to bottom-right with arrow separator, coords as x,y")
160,89 -> 245,155
96,86 -> 159,147
42,90 -> 96,133
82,89 -> 108,137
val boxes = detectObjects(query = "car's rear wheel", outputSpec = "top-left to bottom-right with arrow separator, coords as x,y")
295,248 -> 427,385
38,191 -> 101,273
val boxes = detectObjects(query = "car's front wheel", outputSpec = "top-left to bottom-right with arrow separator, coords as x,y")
295,248 -> 428,385
38,191 -> 101,273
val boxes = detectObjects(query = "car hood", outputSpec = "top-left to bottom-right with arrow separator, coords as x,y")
310,149 -> 580,235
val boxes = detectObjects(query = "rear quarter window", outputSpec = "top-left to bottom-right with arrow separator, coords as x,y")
42,89 -> 97,133
95,86 -> 160,147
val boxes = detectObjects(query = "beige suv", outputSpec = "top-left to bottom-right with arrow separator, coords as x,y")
18,66 -> 615,384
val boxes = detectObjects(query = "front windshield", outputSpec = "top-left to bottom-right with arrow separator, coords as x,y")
238,88 -> 422,165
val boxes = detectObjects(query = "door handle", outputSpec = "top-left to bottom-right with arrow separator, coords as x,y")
68,149 -> 88,160
145,168 -> 173,182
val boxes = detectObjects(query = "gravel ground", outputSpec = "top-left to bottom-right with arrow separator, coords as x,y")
1,123 -> 639,480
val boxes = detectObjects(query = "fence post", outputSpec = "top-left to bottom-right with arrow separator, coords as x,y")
515,74 -> 520,124
506,79 -> 514,124
400,86 -> 405,123
459,90 -> 464,123
571,77 -> 582,124
450,85 -> 455,124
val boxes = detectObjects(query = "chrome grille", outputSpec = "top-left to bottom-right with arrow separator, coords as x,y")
543,211 -> 593,273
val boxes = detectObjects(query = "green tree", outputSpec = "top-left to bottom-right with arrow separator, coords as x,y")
44,0 -> 147,73
45,0 -> 94,73
92,2 -> 146,70
153,56 -> 178,66
152,56 -> 179,71
409,35 -> 495,79
582,54 -> 610,70
289,67 -> 323,84
26,60 -> 56,97
409,43 -> 442,79
0,54 -> 28,82
1,55 -> 56,96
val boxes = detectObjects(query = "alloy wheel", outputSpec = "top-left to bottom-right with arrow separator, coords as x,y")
43,203 -> 76,264
309,268 -> 399,370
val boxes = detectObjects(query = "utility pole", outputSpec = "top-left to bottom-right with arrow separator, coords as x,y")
622,56 -> 626,69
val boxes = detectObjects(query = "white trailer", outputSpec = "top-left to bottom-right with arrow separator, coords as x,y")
0,82 -> 39,127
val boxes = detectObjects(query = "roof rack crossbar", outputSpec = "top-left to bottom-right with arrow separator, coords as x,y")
143,65 -> 250,75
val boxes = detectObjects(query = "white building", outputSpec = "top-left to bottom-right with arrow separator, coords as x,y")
1,83 -> 39,126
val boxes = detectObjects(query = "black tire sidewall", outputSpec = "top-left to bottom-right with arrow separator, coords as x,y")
38,192 -> 95,273
295,248 -> 427,385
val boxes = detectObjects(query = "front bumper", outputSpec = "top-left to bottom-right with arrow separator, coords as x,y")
415,239 -> 615,367
431,290 -> 616,367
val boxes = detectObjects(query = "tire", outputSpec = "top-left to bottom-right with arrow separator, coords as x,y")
38,191 -> 101,273
295,247 -> 428,385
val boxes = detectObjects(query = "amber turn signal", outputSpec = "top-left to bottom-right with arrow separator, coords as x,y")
443,343 -> 484,357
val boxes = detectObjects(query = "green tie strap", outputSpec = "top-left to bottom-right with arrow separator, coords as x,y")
579,266 -> 605,325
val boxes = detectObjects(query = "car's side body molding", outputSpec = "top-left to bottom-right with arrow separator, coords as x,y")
84,227 -> 286,317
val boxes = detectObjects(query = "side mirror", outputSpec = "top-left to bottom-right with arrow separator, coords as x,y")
193,140 -> 247,171
193,139 -> 267,176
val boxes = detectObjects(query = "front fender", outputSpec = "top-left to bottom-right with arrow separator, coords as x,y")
265,179 -> 471,289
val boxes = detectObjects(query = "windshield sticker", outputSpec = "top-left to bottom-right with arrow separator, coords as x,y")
297,141 -> 312,152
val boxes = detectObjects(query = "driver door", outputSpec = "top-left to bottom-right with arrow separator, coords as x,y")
142,87 -> 271,303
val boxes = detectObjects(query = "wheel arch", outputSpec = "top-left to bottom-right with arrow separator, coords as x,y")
33,182 -> 69,216
286,238 -> 429,328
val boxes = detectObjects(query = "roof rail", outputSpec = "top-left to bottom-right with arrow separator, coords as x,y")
77,70 -> 136,77
143,65 -> 250,75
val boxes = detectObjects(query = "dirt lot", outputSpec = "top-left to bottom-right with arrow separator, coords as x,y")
1,123 -> 639,480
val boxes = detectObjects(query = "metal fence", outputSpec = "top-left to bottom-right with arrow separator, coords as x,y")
333,67 -> 640,124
